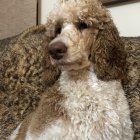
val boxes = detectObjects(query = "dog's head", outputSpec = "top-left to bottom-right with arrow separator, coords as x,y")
46,0 -> 126,80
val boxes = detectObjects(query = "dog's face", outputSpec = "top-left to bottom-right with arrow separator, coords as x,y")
48,22 -> 98,71
46,0 -> 126,80
46,0 -> 104,71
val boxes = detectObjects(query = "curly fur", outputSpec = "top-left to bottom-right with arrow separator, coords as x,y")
10,0 -> 134,139
0,1 -> 139,140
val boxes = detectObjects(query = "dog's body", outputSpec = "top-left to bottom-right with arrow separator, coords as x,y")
10,0 -> 134,139
11,67 -> 133,140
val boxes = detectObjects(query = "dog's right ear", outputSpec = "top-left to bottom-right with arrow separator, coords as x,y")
90,21 -> 126,81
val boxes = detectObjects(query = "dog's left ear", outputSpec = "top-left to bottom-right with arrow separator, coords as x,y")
91,21 -> 126,80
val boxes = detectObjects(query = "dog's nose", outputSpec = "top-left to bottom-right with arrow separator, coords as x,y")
48,42 -> 67,60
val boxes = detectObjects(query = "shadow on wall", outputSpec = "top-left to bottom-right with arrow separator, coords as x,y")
0,0 -> 37,39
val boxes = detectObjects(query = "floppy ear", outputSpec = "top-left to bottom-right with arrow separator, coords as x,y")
91,21 -> 126,80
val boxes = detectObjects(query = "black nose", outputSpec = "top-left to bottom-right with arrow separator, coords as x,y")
48,42 -> 67,60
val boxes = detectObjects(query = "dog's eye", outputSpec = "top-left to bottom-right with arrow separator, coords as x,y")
77,22 -> 88,30
56,27 -> 62,35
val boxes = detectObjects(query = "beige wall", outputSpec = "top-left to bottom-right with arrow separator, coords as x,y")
0,0 -> 37,39
40,0 -> 140,37
108,0 -> 140,37
38,0 -> 57,24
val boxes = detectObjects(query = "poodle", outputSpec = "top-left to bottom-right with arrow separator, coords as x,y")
10,0 -> 134,139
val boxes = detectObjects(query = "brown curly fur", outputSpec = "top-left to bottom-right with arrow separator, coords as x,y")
91,21 -> 126,80
0,2 -> 139,140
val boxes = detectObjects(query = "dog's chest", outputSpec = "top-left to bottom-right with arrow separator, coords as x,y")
33,71 -> 124,140
60,71 -> 118,114
47,71 -> 121,140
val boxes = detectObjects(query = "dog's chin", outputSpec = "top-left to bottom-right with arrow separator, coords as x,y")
50,58 -> 91,71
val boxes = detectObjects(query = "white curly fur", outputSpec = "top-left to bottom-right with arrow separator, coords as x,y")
24,67 -> 133,140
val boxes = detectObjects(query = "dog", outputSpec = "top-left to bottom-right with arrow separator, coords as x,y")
10,0 -> 133,139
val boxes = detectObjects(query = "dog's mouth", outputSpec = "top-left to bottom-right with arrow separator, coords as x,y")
57,62 -> 74,66
50,58 -> 78,66
50,56 -> 91,71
